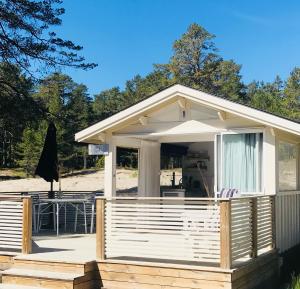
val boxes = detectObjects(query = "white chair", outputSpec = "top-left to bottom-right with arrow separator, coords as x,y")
37,198 -> 56,232
31,193 -> 40,233
217,188 -> 240,198
74,193 -> 96,234
89,194 -> 96,233
73,194 -> 88,234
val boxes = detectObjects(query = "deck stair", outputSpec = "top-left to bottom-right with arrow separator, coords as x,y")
0,257 -> 100,289
0,285 -> 43,289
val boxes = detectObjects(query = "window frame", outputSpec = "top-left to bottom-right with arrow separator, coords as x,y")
277,139 -> 299,192
214,129 -> 265,195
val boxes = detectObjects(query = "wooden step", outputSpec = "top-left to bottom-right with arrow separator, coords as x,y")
1,268 -> 82,289
0,254 -> 15,270
12,258 -> 88,275
0,284 -> 42,289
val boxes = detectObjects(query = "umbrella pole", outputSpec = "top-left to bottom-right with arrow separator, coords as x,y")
58,166 -> 61,193
48,181 -> 54,229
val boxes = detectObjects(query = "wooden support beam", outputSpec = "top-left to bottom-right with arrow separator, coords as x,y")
270,128 -> 276,137
97,133 -> 106,142
220,200 -> 232,269
217,111 -> 226,121
96,198 -> 106,260
104,134 -> 116,198
250,198 -> 258,258
22,197 -> 32,254
138,116 -> 148,126
177,98 -> 186,110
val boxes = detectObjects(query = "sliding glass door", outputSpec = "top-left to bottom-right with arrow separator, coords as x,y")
216,132 -> 263,193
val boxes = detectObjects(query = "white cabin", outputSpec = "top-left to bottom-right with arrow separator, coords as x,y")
76,84 -> 299,200
73,84 -> 300,288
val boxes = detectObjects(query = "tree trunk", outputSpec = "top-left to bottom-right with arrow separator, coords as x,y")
83,147 -> 87,169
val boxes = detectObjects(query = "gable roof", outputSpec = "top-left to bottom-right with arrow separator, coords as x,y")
75,84 -> 300,142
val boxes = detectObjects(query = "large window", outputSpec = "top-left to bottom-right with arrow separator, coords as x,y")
216,132 -> 263,193
278,141 -> 298,191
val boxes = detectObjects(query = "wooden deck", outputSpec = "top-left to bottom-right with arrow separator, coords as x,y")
0,194 -> 285,289
0,235 -> 279,289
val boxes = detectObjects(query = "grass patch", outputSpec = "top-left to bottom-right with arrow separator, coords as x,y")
0,168 -> 27,179
287,275 -> 300,289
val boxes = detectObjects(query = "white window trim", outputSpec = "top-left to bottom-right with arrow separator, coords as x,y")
214,129 -> 265,195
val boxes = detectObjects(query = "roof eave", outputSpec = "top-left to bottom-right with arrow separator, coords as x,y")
75,84 -> 300,142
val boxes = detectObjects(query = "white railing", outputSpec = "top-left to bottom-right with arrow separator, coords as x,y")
0,195 -> 32,253
276,191 -> 300,253
231,196 -> 274,262
231,198 -> 253,261
105,198 -> 220,263
257,196 -> 274,251
96,196 -> 275,269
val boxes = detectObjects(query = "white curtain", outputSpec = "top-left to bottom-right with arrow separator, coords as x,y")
221,133 -> 260,192
138,140 -> 161,197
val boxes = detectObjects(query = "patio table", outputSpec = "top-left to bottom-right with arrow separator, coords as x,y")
39,198 -> 89,236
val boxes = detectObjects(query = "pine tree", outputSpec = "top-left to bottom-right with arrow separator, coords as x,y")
284,68 -> 300,121
18,73 -> 94,174
17,124 -> 46,176
156,23 -> 244,100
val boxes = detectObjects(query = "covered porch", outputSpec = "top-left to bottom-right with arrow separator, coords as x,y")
88,87 -> 286,201
111,130 -> 269,199
105,112 -> 276,200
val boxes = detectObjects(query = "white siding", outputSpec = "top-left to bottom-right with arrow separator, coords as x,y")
0,200 -> 23,250
276,191 -> 300,253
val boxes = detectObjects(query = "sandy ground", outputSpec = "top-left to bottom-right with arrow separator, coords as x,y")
0,169 -> 182,193
0,158 -> 296,193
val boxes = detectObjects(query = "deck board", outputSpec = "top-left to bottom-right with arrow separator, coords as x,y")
16,234 -> 96,263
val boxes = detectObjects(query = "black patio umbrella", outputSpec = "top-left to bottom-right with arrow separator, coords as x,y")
35,122 -> 59,193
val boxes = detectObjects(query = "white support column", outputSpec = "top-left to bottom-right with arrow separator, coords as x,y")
138,140 -> 161,197
297,143 -> 300,191
263,127 -> 276,195
104,134 -> 116,198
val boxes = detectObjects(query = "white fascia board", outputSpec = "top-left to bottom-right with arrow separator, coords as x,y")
75,84 -> 300,142
178,86 -> 300,136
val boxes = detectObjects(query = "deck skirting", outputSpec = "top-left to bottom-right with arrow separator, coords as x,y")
97,250 -> 279,289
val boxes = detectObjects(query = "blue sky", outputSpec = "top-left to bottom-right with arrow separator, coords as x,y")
58,0 -> 300,96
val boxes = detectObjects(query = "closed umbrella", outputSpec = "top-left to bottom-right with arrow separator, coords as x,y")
35,122 -> 59,192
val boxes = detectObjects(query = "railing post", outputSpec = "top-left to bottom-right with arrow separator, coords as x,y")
22,196 -> 32,254
271,195 -> 276,249
96,198 -> 106,260
250,198 -> 258,258
220,199 -> 232,269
